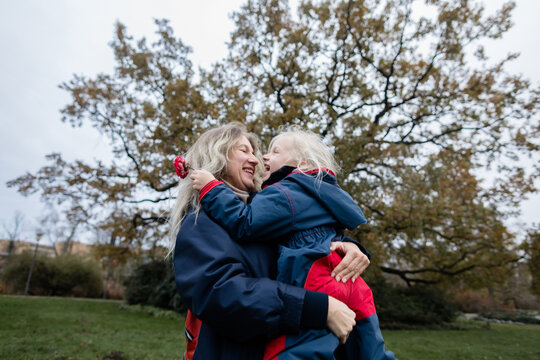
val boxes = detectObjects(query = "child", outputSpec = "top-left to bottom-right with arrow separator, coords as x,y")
191,128 -> 396,360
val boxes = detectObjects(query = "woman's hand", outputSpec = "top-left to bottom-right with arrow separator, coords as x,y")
327,296 -> 356,344
330,241 -> 370,283
190,169 -> 216,191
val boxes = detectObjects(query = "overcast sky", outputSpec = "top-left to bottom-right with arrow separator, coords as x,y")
1,0 -> 538,242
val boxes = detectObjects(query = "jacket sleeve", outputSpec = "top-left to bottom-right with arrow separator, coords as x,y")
200,182 -> 333,242
174,212 -> 327,341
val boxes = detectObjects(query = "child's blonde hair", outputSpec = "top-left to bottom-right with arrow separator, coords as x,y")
168,122 -> 262,257
269,126 -> 340,176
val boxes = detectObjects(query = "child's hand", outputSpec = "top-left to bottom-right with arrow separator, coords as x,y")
190,169 -> 216,191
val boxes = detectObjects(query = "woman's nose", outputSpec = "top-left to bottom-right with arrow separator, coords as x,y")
262,154 -> 269,161
248,154 -> 259,165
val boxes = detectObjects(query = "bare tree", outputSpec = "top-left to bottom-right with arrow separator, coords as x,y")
2,211 -> 26,255
38,204 -> 83,256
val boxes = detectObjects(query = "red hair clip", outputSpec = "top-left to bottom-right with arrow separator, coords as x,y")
174,156 -> 190,179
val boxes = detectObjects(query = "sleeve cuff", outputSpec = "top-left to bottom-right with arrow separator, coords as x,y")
300,291 -> 328,330
198,179 -> 223,202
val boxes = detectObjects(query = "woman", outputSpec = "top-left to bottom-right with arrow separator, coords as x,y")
170,123 -> 369,360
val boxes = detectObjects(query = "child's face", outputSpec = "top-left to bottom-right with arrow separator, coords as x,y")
262,135 -> 296,181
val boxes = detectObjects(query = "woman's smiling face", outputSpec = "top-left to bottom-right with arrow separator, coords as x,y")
223,135 -> 259,191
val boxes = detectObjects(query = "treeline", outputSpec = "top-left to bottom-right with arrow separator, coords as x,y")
1,252 -> 102,297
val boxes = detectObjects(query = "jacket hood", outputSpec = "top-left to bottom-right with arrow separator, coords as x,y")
286,170 -> 366,230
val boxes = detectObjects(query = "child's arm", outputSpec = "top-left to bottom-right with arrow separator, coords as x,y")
190,169 -> 333,242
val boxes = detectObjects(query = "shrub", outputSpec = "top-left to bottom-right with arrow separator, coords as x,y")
123,260 -> 166,305
53,255 -> 103,297
123,259 -> 186,313
453,289 -> 497,313
1,252 -> 102,297
371,277 -> 458,329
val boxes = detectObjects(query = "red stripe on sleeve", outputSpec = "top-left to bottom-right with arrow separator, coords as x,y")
198,179 -> 223,202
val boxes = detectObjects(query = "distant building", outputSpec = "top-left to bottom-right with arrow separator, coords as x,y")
0,239 -> 92,264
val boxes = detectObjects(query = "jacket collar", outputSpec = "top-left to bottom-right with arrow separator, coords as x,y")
262,166 -> 296,188
262,166 -> 336,188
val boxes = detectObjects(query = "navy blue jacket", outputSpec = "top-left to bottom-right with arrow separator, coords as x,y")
174,208 -> 327,359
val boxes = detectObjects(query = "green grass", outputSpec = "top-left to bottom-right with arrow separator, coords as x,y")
1,295 -> 539,360
382,322 -> 540,360
0,295 -> 185,360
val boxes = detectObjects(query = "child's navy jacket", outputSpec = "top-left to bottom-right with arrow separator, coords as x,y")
197,168 -> 390,360
198,168 -> 367,289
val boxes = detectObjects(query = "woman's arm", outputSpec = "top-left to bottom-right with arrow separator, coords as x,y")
174,211 -> 330,340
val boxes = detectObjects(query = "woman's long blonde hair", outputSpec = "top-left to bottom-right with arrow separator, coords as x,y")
167,122 -> 262,257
